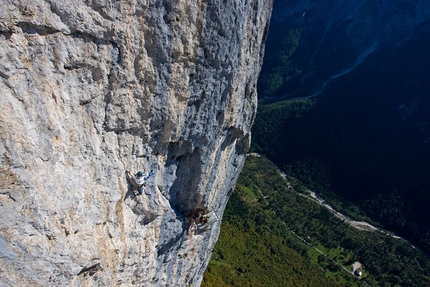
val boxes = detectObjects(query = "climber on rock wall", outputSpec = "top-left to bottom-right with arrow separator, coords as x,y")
126,168 -> 154,195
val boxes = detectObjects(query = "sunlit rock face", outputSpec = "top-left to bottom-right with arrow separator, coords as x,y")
0,0 -> 272,285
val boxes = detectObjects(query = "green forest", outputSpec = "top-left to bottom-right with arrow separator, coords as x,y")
251,97 -> 430,256
202,156 -> 430,286
254,5 -> 430,256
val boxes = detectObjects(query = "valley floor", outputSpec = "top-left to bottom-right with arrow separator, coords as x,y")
203,154 -> 430,286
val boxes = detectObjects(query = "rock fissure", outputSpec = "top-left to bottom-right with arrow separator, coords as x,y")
76,262 -> 102,277
16,21 -> 61,36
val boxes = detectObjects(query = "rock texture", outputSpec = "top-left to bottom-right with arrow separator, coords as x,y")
0,0 -> 272,286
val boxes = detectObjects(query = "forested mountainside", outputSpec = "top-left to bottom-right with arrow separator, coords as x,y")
253,0 -> 430,255
203,155 -> 430,286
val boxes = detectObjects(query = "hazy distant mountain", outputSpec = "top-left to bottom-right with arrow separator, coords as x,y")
260,0 -> 430,99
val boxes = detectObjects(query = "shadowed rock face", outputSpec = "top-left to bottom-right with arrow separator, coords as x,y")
0,0 -> 272,285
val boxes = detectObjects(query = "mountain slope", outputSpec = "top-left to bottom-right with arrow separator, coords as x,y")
259,0 -> 430,99
204,155 -> 430,286
253,0 -> 430,255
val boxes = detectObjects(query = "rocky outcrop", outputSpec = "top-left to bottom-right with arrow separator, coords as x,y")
0,0 -> 272,286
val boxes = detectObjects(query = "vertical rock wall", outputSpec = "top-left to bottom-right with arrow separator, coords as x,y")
0,0 -> 272,286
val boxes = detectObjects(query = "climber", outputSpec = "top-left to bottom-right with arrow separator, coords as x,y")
187,208 -> 209,225
126,170 -> 146,195
126,168 -> 154,195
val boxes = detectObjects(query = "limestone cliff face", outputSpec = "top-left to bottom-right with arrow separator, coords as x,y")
0,0 -> 272,286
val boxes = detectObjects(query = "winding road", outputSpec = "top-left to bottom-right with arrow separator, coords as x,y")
248,153 -> 428,252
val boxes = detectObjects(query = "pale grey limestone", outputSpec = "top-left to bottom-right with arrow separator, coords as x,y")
0,0 -> 272,286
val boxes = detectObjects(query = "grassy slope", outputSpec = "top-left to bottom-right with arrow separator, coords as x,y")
202,156 -> 430,287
